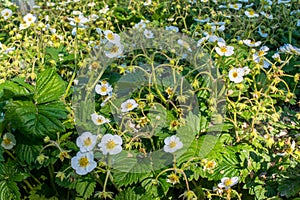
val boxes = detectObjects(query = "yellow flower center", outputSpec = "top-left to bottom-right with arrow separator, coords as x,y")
233,4 -> 238,8
78,157 -> 89,167
126,103 -> 133,109
258,51 -> 265,56
97,117 -> 103,124
3,137 -> 11,145
232,71 -> 238,78
91,62 -> 99,69
166,87 -> 173,95
224,179 -> 233,186
107,33 -> 114,40
101,86 -> 107,92
106,140 -> 116,150
110,45 -> 119,53
4,12 -> 9,16
167,173 -> 180,184
249,10 -> 255,16
74,17 -> 81,23
169,141 -> 177,148
220,46 -> 227,53
84,137 -> 92,146
206,161 -> 215,169
28,17 -> 32,22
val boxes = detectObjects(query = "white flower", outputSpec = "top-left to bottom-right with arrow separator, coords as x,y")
297,19 -> 300,27
163,135 -> 183,153
1,133 -> 16,150
242,66 -> 250,75
218,177 -> 239,189
95,82 -> 113,96
134,21 -> 146,30
91,113 -> 110,125
68,14 -> 89,27
71,151 -> 97,175
229,3 -> 242,10
98,134 -> 123,155
101,95 -> 113,107
144,29 -> 154,38
228,68 -> 244,83
178,39 -> 192,52
194,17 -> 210,23
104,42 -> 124,58
253,46 -> 269,63
76,132 -> 97,152
202,32 -> 225,43
1,8 -> 12,20
243,39 -> 261,47
104,30 -> 121,44
121,99 -> 138,112
71,27 -> 77,36
279,44 -> 300,55
245,10 -> 259,18
87,2 -> 96,7
99,5 -> 109,14
260,11 -> 273,20
245,3 -> 254,8
144,0 -> 152,6
278,0 -> 291,4
89,14 -> 99,21
19,23 -> 30,30
188,0 -> 197,4
272,53 -> 282,63
23,13 -> 36,25
215,42 -> 234,57
72,11 -> 82,15
165,26 -> 179,32
258,27 -> 268,38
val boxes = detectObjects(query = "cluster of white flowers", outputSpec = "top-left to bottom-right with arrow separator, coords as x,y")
71,132 -> 123,175
102,30 -> 123,58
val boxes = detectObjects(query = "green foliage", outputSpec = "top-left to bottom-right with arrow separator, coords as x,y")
0,0 -> 299,199
112,152 -> 152,187
75,178 -> 96,199
115,187 -> 152,200
0,181 -> 21,200
3,68 -> 67,140
0,160 -> 29,200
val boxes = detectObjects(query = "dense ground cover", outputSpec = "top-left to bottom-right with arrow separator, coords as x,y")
0,0 -> 299,199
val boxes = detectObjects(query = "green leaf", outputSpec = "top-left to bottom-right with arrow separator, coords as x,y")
0,80 -> 31,99
278,161 -> 300,198
5,101 -> 67,138
15,144 -> 41,166
0,147 -> 3,162
0,181 -> 21,200
34,68 -> 66,104
212,150 -> 241,180
75,179 -> 96,199
0,160 -> 29,182
115,187 -> 151,200
112,152 -> 152,187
